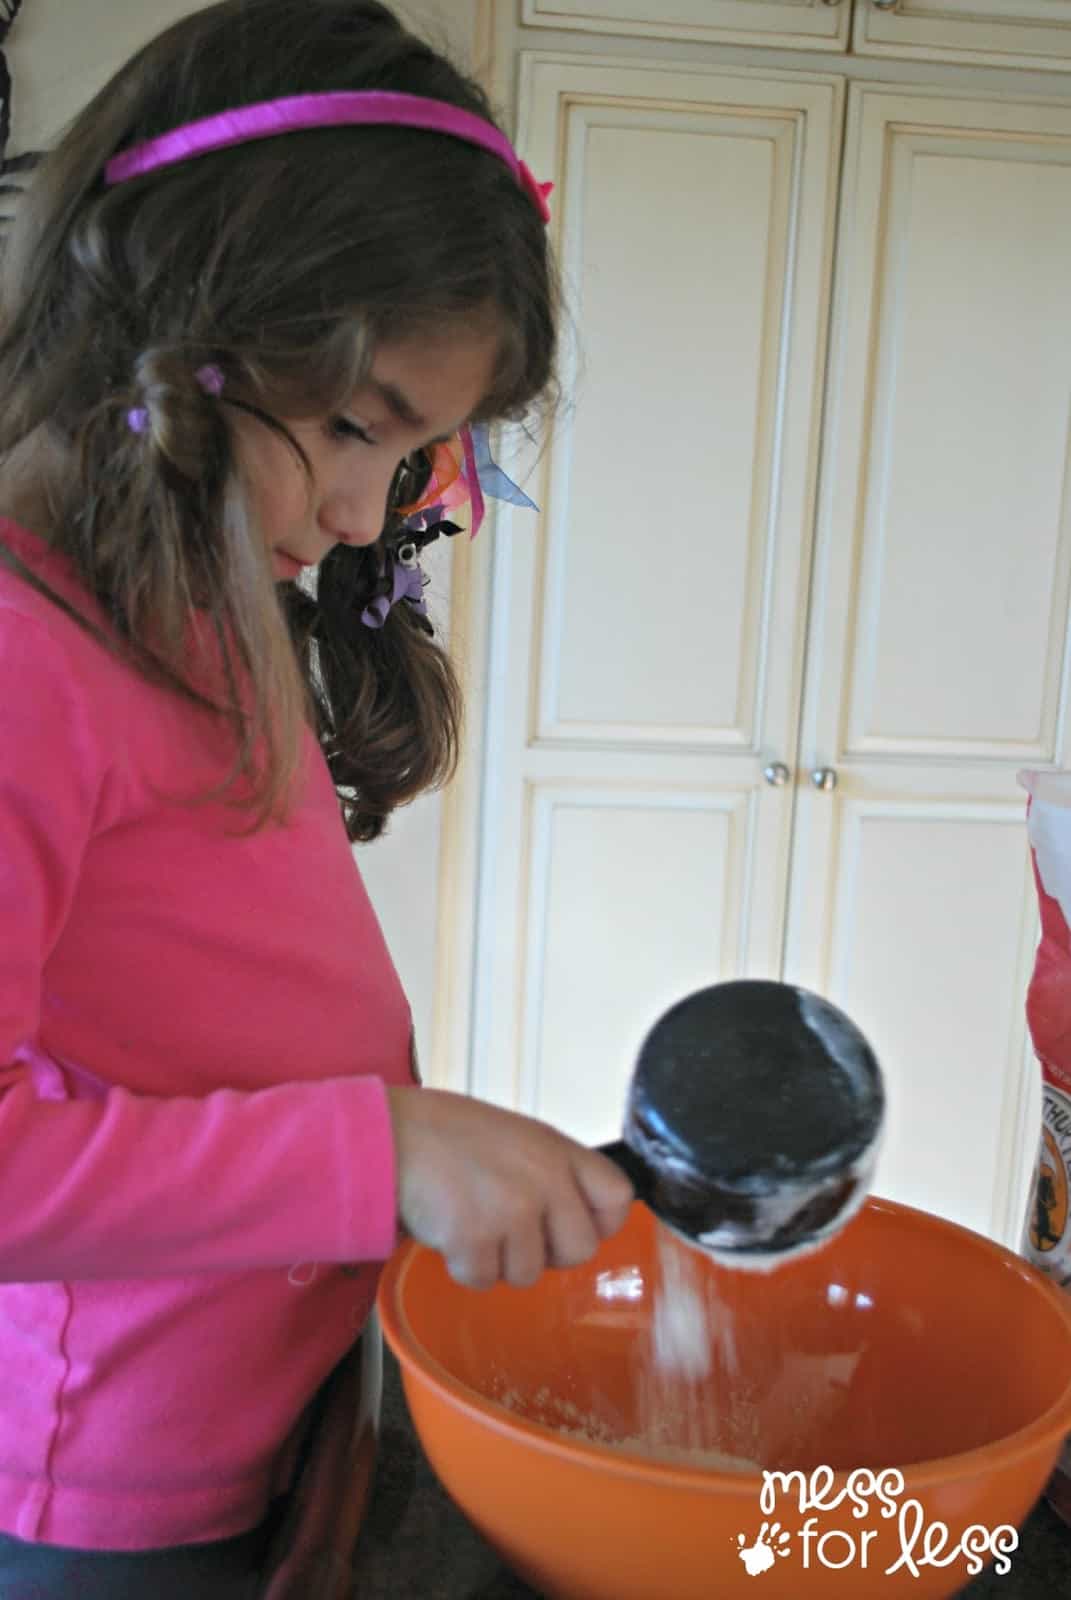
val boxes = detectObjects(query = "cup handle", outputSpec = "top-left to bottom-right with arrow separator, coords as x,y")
596,1139 -> 657,1207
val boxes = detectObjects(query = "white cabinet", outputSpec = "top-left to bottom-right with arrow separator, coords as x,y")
784,83 -> 1071,1240
854,0 -> 1071,73
460,57 -> 1071,1248
521,0 -> 851,51
467,54 -> 843,1145
521,0 -> 1071,72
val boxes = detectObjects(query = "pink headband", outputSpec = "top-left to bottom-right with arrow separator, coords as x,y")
104,90 -> 553,222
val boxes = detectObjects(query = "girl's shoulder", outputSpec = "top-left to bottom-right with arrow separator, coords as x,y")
0,519 -> 116,666
0,521 -> 139,772
0,521 -> 249,802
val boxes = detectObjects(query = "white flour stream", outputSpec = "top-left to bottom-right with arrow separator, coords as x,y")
496,1229 -> 766,1472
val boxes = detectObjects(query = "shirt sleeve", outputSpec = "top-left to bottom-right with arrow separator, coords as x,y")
0,606 -> 399,1280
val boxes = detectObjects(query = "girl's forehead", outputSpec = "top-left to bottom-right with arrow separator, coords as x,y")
364,325 -> 503,432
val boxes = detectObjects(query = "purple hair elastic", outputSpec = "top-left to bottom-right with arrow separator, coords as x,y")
125,363 -> 225,435
104,91 -> 553,223
196,363 -> 225,397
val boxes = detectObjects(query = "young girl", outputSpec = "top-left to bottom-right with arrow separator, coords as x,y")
0,1 -> 634,1594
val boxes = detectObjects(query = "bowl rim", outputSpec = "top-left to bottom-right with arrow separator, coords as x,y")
377,1196 -> 1071,1490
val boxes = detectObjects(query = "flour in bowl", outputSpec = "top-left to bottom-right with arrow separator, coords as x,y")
557,1421 -> 759,1473
493,1228 -> 763,1470
496,1384 -> 760,1472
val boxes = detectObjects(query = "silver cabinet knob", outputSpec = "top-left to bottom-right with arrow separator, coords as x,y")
871,0 -> 902,10
811,768 -> 838,792
763,762 -> 791,788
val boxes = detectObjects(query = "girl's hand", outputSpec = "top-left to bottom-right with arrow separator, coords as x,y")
385,1086 -> 635,1289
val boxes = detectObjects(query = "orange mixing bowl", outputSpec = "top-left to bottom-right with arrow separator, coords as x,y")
377,1197 -> 1071,1598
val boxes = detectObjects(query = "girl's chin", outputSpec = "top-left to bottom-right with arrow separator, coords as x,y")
271,550 -> 305,581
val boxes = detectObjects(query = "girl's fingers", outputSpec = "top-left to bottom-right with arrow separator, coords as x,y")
388,1086 -> 638,1289
573,1148 -> 636,1237
446,1239 -> 503,1290
543,1195 -> 600,1272
502,1220 -> 548,1288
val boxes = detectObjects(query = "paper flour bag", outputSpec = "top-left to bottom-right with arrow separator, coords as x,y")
1019,770 -> 1071,1524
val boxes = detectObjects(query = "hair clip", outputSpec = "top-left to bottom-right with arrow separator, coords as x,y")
467,423 -> 538,517
359,426 -> 538,629
360,542 -> 429,630
393,423 -> 537,540
360,517 -> 464,631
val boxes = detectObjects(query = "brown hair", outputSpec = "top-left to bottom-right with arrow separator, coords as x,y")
0,0 -> 558,840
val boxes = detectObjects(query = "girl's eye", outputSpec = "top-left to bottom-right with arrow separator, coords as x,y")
328,416 -> 375,444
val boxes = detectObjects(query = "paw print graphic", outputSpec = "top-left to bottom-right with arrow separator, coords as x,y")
736,1522 -> 792,1576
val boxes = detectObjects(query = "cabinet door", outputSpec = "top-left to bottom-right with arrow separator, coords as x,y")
854,0 -> 1071,71
785,84 -> 1071,1245
465,57 -> 842,1140
521,0 -> 851,51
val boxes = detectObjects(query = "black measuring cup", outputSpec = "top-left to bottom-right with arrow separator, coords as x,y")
598,980 -> 885,1267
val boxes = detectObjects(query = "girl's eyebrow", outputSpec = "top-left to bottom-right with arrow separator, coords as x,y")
372,377 -> 425,429
368,377 -> 465,448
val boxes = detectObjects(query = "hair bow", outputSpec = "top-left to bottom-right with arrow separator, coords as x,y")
362,424 -> 537,629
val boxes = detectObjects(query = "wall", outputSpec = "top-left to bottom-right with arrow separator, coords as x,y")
8,1 -> 479,148
6,0 -> 478,1063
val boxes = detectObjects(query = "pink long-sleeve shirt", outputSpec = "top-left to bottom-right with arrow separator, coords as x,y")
0,518 -> 415,1550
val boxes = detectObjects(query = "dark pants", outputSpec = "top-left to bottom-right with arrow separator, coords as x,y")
0,1498 -> 284,1599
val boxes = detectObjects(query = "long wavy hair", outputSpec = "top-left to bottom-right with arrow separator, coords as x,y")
0,0 -> 558,840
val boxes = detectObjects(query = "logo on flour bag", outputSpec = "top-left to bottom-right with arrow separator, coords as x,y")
1027,1085 -> 1071,1284
1022,1079 -> 1071,1491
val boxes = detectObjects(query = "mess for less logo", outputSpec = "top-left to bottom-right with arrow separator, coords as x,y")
737,1523 -> 791,1574
733,1469 -> 1018,1579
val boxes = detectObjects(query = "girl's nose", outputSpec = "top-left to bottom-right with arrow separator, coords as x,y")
319,461 -> 398,547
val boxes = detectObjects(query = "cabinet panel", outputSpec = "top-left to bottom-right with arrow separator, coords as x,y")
846,135 -> 1071,761
547,107 -> 799,744
522,0 -> 851,51
786,84 -> 1071,1243
465,58 -> 842,1113
519,788 -> 748,1141
803,86 -> 1071,773
802,795 -> 1037,1239
854,0 -> 1071,72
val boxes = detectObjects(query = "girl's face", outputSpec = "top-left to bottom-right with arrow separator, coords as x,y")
233,325 -> 501,580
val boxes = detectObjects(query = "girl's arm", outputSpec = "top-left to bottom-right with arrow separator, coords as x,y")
0,608 -> 401,1279
0,608 -> 633,1285
387,1084 -> 634,1289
